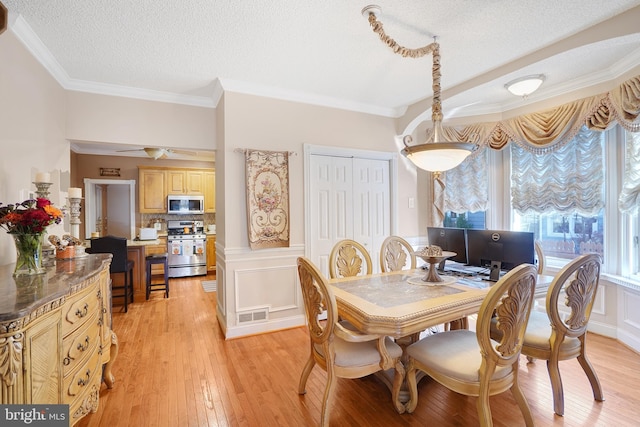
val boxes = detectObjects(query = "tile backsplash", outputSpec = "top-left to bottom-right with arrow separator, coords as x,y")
140,213 -> 215,232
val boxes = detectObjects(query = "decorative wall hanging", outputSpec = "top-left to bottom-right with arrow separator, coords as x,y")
244,149 -> 290,249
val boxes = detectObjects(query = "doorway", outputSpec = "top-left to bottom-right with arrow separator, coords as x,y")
84,179 -> 136,240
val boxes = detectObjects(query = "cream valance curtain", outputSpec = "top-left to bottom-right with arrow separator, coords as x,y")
441,75 -> 640,152
440,74 -> 640,217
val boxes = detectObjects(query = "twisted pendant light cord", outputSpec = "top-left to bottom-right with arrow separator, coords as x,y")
367,13 -> 442,121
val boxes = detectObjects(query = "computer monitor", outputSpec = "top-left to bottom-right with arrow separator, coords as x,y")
466,229 -> 535,281
427,227 -> 468,269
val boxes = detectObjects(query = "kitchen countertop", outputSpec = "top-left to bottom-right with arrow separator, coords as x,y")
84,239 -> 164,247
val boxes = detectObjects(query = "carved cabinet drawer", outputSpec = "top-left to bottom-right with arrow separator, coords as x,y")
64,341 -> 102,422
62,285 -> 100,337
62,310 -> 99,377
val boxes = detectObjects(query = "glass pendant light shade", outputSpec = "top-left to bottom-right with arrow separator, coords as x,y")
402,142 -> 474,172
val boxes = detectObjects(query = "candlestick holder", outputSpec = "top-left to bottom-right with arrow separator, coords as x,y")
67,197 -> 83,239
33,181 -> 53,199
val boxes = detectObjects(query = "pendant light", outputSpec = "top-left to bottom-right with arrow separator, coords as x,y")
362,5 -> 476,172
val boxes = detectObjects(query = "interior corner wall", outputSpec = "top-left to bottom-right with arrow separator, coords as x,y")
216,91 -> 422,338
0,30 -> 69,267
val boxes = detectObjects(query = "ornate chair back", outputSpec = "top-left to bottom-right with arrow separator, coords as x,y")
380,236 -> 416,272
328,239 -> 372,279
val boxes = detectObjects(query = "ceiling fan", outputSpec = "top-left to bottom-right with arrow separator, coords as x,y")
116,147 -> 198,160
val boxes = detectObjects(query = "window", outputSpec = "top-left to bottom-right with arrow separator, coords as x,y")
510,126 -> 605,262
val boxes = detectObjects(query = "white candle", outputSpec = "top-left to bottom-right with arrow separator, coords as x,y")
35,172 -> 51,183
68,187 -> 82,198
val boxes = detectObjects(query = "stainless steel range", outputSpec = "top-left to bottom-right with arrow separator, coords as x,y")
167,220 -> 207,278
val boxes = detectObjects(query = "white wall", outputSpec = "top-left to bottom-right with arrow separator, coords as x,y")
0,30 -> 69,266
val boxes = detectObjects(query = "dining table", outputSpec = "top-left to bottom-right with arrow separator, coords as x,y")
329,268 -> 553,411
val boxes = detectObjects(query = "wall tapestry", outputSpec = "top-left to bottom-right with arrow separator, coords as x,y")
245,149 -> 290,249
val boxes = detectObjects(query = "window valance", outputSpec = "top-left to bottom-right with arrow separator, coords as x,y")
437,75 -> 639,222
440,74 -> 640,152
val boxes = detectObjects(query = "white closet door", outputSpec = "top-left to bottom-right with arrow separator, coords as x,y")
353,158 -> 390,273
308,154 -> 390,276
309,155 -> 353,277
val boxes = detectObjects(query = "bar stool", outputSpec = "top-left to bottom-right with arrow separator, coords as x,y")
146,253 -> 169,299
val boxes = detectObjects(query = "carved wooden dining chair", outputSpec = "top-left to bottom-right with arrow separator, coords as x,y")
328,239 -> 372,279
380,235 -> 416,272
534,240 -> 545,274
494,253 -> 604,416
296,257 -> 405,426
405,264 -> 538,427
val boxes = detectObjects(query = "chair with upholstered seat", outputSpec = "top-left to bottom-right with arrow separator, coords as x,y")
328,239 -> 372,279
405,264 -> 538,426
296,257 -> 405,426
380,235 -> 416,272
493,253 -> 604,416
87,235 -> 134,312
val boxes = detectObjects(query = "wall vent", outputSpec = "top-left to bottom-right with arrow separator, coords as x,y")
237,307 -> 269,324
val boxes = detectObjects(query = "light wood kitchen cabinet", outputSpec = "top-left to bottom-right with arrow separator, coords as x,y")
186,170 -> 204,194
0,255 -> 117,426
167,170 -> 205,195
206,234 -> 216,271
139,168 -> 166,213
139,167 -> 213,212
204,170 -> 216,213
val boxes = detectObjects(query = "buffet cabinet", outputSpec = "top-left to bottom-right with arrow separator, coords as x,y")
0,254 -> 118,425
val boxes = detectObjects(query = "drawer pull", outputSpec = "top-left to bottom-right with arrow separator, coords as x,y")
63,357 -> 71,366
78,369 -> 91,387
76,303 -> 89,318
77,336 -> 90,352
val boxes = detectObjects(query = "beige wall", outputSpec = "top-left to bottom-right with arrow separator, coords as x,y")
0,31 -> 69,266
216,91 -> 425,337
220,91 -> 422,250
66,91 -> 217,151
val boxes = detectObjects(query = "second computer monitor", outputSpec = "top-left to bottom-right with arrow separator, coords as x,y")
466,229 -> 535,280
427,227 -> 468,265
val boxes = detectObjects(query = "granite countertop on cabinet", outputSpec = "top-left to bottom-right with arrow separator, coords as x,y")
0,253 -> 112,322
84,239 -> 164,248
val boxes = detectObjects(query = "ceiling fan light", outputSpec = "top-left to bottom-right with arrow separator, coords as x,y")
144,148 -> 166,159
505,74 -> 545,97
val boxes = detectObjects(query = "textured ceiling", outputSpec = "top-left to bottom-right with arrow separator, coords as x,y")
3,0 -> 640,157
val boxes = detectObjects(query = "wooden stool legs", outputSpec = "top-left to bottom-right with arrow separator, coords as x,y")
146,254 -> 169,300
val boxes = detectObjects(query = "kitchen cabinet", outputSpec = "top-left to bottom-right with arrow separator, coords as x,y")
206,234 -> 216,271
167,170 -> 205,195
166,170 -> 187,195
139,167 -> 214,213
139,168 -> 166,213
204,170 -> 216,213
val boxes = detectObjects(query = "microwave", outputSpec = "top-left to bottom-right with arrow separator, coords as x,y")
167,195 -> 204,215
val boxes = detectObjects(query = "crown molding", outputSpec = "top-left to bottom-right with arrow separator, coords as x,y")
217,78 -> 403,118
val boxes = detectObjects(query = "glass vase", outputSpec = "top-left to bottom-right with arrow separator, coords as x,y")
12,232 -> 46,277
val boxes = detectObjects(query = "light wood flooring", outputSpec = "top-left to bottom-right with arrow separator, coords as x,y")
78,274 -> 640,427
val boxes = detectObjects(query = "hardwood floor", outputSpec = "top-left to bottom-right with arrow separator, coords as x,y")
78,275 -> 640,427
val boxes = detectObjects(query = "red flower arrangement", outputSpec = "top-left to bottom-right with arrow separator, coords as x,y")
0,198 -> 63,234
